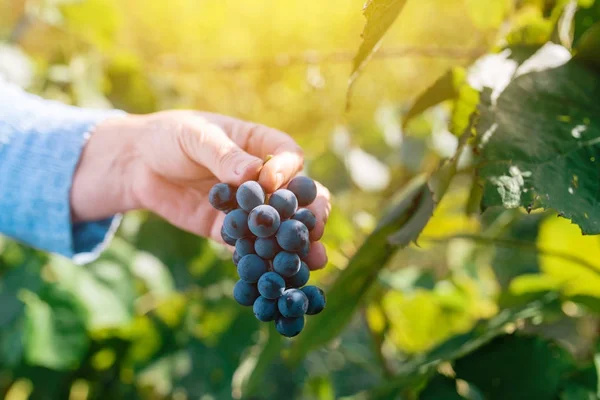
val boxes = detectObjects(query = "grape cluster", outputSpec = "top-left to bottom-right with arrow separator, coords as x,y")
209,176 -> 327,337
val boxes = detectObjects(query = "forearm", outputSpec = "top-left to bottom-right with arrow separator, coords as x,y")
0,80 -> 125,262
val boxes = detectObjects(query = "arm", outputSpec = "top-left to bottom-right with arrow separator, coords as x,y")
0,79 -> 125,263
0,82 -> 330,268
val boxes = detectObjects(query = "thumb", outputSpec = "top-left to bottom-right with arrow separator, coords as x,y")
181,117 -> 263,185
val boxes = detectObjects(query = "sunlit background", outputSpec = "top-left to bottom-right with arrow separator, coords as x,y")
1,0 -> 600,399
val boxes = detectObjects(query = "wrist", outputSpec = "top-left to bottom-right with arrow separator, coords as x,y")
71,114 -> 142,222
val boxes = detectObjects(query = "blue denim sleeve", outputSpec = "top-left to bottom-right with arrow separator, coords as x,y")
0,79 -> 126,263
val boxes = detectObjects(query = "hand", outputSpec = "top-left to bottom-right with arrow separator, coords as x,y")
71,110 -> 331,269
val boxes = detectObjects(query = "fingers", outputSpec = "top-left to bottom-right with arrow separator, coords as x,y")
304,241 -> 328,270
178,116 -> 263,186
216,115 -> 304,193
134,169 -> 219,238
259,151 -> 304,193
304,181 -> 331,241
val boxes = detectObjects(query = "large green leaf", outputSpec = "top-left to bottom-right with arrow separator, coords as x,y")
367,293 -> 561,399
454,335 -> 574,400
288,175 -> 434,364
23,284 -> 89,370
49,256 -> 135,330
419,374 -> 465,400
478,58 -> 600,234
348,0 -> 408,96
575,21 -> 600,68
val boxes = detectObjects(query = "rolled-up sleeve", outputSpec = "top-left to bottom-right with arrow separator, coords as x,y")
0,79 -> 125,263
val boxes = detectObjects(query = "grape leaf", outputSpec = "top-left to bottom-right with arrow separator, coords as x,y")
23,284 -> 89,370
348,0 -> 408,95
575,21 -> 600,69
367,293 -> 561,399
477,59 -> 600,234
454,335 -> 574,400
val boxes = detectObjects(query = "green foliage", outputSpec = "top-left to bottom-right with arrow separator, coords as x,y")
1,0 -> 600,398
478,57 -> 600,234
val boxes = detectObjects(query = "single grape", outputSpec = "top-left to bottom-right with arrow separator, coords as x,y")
286,261 -> 310,288
273,251 -> 301,278
236,181 -> 265,212
221,225 -> 237,246
277,288 -> 308,318
223,209 -> 250,239
275,316 -> 305,337
292,208 -> 316,231
233,280 -> 259,306
253,296 -> 279,322
237,254 -> 269,283
298,242 -> 310,260
268,189 -> 298,219
248,205 -> 281,238
301,285 -> 326,315
255,237 -> 281,259
208,183 -> 237,211
235,237 -> 255,257
287,176 -> 317,206
257,272 -> 286,299
232,250 -> 242,266
276,219 -> 309,253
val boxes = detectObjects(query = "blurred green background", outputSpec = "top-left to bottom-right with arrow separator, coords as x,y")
1,0 -> 600,399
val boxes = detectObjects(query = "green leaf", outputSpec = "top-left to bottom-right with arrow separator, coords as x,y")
50,256 -> 135,330
419,374 -> 465,400
454,335 -> 574,400
367,293 -> 560,399
288,175 -> 433,364
478,58 -> 600,234
573,0 -> 600,47
23,284 -> 89,370
575,21 -> 600,68
403,69 -> 460,129
348,0 -> 408,97
0,259 -> 43,327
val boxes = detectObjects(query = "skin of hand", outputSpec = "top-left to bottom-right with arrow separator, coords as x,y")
71,110 -> 331,269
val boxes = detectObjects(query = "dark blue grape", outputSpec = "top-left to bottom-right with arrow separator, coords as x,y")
286,262 -> 310,288
235,237 -> 255,257
257,272 -> 286,299
209,183 -> 237,211
268,189 -> 298,219
223,209 -> 250,239
237,254 -> 269,282
276,219 -> 309,253
301,285 -> 326,315
233,280 -> 259,306
236,181 -> 265,212
255,237 -> 281,259
253,296 -> 279,322
298,242 -> 310,259
277,288 -> 308,318
233,250 -> 242,266
248,205 -> 281,238
221,225 -> 237,246
292,208 -> 316,231
287,176 -> 317,206
275,316 -> 305,337
273,251 -> 301,278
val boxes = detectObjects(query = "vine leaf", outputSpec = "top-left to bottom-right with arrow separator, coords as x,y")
454,335 -> 574,400
347,0 -> 408,102
575,21 -> 600,69
477,58 -> 600,234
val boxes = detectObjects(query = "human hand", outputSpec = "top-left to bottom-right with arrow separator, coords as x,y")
71,110 -> 331,269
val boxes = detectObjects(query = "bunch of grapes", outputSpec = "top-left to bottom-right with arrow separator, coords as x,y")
209,176 -> 327,337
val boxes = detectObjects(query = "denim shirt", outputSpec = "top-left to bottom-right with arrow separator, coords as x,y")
0,79 -> 125,264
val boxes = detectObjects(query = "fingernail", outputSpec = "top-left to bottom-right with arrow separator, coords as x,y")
275,173 -> 284,189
